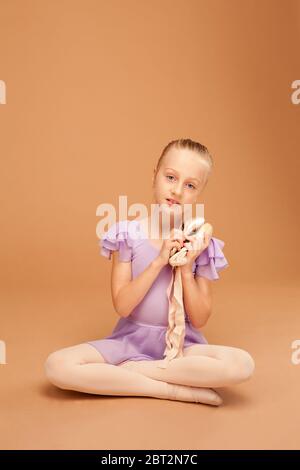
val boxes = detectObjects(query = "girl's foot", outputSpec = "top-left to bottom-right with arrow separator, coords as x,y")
164,382 -> 223,406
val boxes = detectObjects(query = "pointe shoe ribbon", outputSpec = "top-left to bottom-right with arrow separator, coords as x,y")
157,218 -> 213,370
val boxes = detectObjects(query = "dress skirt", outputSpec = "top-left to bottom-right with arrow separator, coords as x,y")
86,315 -> 208,366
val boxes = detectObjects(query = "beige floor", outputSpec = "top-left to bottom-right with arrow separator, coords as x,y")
1,280 -> 299,450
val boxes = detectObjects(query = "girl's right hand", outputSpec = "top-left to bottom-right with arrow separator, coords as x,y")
157,228 -> 185,267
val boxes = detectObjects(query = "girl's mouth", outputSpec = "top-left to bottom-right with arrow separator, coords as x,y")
166,198 -> 180,206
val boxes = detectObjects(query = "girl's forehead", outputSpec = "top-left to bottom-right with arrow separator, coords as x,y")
161,151 -> 208,179
164,147 -> 203,165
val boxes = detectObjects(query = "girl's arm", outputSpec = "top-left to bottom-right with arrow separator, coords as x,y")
111,252 -> 165,318
180,266 -> 213,329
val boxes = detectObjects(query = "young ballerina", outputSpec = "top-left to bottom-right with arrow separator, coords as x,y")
44,138 -> 255,406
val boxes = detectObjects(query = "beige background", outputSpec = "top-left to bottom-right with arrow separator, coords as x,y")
0,0 -> 300,450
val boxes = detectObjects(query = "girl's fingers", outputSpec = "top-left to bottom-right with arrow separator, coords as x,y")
171,238 -> 184,247
186,237 -> 205,254
169,231 -> 210,253
170,240 -> 181,250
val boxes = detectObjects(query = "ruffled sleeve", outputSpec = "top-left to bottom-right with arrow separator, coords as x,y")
194,237 -> 229,281
99,220 -> 133,262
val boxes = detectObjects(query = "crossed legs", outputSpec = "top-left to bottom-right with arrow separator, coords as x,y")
44,343 -> 255,406
119,343 -> 255,387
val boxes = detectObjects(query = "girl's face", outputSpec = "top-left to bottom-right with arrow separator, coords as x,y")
152,147 -> 209,215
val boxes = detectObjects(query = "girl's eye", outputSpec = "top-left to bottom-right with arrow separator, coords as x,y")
166,175 -> 196,189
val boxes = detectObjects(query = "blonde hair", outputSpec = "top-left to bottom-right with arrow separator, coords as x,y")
154,138 -> 213,183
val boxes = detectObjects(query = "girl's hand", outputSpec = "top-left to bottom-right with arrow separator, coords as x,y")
181,224 -> 213,273
157,228 -> 185,267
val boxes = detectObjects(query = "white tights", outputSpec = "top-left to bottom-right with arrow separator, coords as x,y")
44,343 -> 255,406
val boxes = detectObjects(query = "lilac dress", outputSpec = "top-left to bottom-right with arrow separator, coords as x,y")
86,219 -> 229,365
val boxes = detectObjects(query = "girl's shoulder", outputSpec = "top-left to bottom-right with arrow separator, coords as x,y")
99,218 -> 143,262
194,236 -> 229,281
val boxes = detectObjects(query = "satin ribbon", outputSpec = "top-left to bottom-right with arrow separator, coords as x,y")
157,217 -> 209,370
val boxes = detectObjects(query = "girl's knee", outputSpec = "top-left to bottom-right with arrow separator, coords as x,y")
44,351 -> 69,389
240,349 -> 255,378
228,349 -> 255,383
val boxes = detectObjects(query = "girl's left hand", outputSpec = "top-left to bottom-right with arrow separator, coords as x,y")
180,229 -> 212,272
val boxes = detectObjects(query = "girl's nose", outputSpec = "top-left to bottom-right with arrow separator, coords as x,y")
172,187 -> 183,199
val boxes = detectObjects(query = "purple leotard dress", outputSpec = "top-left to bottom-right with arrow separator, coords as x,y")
86,219 -> 229,365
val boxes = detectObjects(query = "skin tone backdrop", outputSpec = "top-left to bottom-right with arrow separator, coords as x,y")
0,0 -> 299,450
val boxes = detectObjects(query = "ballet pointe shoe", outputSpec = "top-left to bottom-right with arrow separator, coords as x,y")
165,383 -> 223,406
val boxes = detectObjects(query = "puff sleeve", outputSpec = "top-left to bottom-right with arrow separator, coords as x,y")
194,237 -> 229,281
99,220 -> 133,262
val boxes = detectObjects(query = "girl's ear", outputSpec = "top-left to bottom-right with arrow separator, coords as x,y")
152,168 -> 157,186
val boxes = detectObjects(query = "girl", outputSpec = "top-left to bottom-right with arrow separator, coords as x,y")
44,138 -> 255,406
